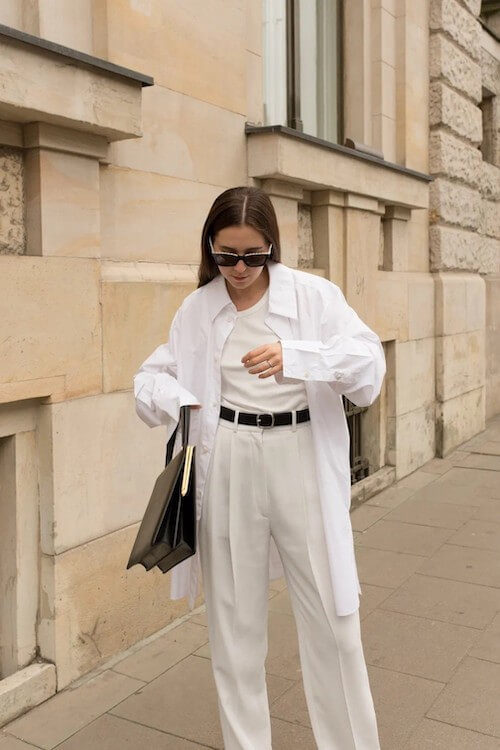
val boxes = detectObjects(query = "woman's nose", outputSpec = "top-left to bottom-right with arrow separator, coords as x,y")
235,258 -> 246,271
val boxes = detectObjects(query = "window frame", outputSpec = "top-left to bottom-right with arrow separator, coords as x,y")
284,0 -> 344,145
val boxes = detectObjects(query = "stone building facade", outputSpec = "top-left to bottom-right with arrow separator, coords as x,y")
0,0 -> 498,724
429,0 -> 500,451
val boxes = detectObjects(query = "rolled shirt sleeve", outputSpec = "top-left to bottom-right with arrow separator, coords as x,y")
133,307 -> 201,430
277,286 -> 386,407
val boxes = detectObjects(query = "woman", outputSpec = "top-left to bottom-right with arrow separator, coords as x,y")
134,186 -> 385,749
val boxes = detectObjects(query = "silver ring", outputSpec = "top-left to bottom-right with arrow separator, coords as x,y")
266,360 -> 273,369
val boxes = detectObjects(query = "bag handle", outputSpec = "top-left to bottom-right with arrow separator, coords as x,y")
165,405 -> 191,466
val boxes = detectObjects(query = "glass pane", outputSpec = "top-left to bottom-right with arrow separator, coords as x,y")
299,0 -> 341,143
298,0 -> 318,135
262,0 -> 288,126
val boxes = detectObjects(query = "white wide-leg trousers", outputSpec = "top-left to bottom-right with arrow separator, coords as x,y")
198,415 -> 381,750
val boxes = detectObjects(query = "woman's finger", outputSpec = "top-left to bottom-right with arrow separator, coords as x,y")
247,353 -> 282,375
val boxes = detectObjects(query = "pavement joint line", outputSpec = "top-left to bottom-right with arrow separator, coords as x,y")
363,606 -> 483,632
179,634 -> 307,675
425,648 -> 474,701
1,734 -> 42,750
425,714 -> 498,740
413,571 -> 500,590
31,676 -> 149,750
357,518 -> 465,531
469,517 -> 500,527
262,667 -> 303,681
268,713 -> 312,730
375,604 -> 494,630
441,464 -> 500,473
190,652 -> 211,662
267,677 -> 299,706
376,569 -> 500,597
465,653 -> 500,666
404,717 -> 500,747
365,660 -> 449,685
363,521 -> 469,531
446,540 -> 500,550
67,603 -> 208,689
423,714 -> 500,741
74,712 -> 219,750
357,545 -> 431,557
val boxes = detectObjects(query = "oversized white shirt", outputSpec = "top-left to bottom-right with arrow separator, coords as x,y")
133,260 -> 386,616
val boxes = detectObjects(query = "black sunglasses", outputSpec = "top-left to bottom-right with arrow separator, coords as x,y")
209,236 -> 272,267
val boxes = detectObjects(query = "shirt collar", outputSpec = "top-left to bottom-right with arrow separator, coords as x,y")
205,260 -> 297,322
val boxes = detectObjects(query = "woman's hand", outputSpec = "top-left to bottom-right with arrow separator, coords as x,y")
241,342 -> 283,379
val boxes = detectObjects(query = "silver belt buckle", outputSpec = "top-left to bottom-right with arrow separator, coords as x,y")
256,412 -> 275,428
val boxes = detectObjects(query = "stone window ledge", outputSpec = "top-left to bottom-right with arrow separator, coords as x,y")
0,24 -> 153,142
246,124 -> 432,210
0,376 -> 66,406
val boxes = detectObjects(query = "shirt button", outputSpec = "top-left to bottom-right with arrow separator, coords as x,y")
334,370 -> 342,380
304,372 -> 310,379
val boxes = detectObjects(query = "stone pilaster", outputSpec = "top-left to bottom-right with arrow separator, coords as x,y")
428,0 -> 498,451
479,27 -> 500,417
310,190 -> 345,287
260,179 -> 304,268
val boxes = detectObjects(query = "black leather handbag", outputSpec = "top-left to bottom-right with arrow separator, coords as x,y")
126,405 -> 196,573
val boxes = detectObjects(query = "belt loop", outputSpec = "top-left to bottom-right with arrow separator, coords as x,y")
291,409 -> 297,432
232,408 -> 240,433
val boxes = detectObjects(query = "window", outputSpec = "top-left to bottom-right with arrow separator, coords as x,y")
262,0 -> 343,144
480,1 -> 500,38
343,396 -> 370,484
479,91 -> 496,165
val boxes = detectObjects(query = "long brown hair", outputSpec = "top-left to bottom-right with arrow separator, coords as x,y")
197,186 -> 281,288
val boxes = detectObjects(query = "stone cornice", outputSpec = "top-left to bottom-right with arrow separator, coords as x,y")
0,25 -> 153,141
0,24 -> 153,88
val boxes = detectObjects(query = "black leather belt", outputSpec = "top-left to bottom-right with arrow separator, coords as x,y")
219,405 -> 310,428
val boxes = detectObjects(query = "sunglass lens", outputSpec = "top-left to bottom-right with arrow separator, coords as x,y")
213,254 -> 236,266
245,255 -> 268,267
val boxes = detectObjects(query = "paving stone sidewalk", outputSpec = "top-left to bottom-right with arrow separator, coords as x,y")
2,414 -> 500,749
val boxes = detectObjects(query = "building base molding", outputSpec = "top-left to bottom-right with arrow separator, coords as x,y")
0,663 -> 56,728
350,465 -> 396,511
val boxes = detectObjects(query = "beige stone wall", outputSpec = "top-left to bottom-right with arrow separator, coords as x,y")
89,3 -> 260,687
344,0 -> 429,175
0,147 -> 25,255
99,0 -> 255,264
0,0 -> 94,54
0,0 -> 257,698
0,2 -> 27,31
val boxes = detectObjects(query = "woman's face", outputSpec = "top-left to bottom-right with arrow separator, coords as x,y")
212,224 -> 270,293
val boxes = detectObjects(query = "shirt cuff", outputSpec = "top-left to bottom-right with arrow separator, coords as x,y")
280,339 -> 321,381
